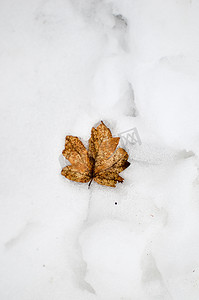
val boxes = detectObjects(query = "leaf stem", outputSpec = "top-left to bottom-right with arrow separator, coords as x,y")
88,178 -> 93,188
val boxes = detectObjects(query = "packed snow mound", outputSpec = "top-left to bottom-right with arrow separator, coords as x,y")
1,0 -> 199,299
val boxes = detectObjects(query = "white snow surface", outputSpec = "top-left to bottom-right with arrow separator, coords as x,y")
1,0 -> 199,299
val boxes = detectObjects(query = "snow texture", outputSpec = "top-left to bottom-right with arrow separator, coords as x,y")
1,0 -> 199,299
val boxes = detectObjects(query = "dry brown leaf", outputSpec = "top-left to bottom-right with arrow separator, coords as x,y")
61,121 -> 130,187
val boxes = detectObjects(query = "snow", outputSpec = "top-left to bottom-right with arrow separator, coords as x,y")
1,0 -> 199,299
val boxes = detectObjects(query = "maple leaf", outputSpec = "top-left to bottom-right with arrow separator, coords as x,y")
61,121 -> 130,187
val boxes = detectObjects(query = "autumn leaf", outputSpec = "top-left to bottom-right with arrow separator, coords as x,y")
61,121 -> 130,187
